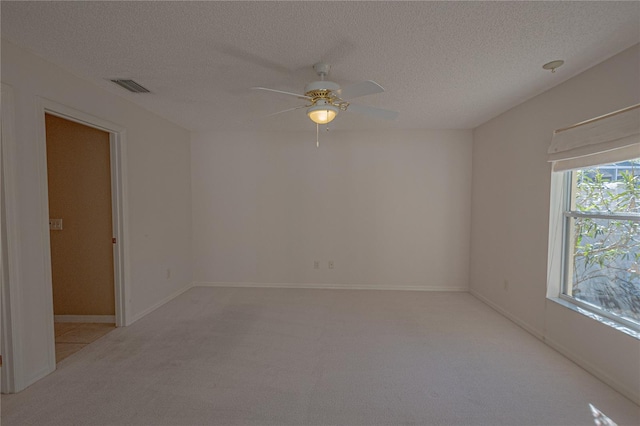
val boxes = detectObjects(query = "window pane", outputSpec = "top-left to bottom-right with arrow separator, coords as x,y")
566,216 -> 640,323
575,160 -> 640,214
566,158 -> 640,325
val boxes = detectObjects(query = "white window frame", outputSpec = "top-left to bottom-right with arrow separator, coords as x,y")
556,165 -> 640,332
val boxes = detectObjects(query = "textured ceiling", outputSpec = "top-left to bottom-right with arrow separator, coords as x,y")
2,1 -> 639,132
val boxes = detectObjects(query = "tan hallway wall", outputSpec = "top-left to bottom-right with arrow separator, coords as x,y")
46,113 -> 115,315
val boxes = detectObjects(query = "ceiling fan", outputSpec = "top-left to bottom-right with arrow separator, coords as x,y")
252,62 -> 398,126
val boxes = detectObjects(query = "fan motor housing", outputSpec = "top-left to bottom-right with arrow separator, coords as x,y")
305,81 -> 339,96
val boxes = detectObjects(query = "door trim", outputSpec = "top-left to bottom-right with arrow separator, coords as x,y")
39,99 -> 130,328
1,83 -> 25,393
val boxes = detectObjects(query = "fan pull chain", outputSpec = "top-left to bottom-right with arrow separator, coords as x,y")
316,123 -> 319,148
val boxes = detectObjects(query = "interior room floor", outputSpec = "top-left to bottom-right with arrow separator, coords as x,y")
54,322 -> 116,362
2,287 -> 638,425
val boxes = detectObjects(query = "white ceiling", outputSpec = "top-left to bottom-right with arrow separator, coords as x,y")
2,1 -> 639,133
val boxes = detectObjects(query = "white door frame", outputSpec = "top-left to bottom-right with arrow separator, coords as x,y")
1,83 -> 24,393
1,95 -> 130,393
38,99 -> 130,330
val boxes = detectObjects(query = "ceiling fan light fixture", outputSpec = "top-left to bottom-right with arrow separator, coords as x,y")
307,104 -> 338,124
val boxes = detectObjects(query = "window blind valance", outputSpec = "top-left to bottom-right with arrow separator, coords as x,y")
548,104 -> 640,171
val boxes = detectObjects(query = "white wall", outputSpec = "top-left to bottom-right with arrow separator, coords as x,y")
1,40 -> 193,391
470,44 -> 640,403
192,129 -> 472,290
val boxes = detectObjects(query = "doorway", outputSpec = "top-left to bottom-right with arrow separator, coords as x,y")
1,97 -> 128,392
45,114 -> 116,362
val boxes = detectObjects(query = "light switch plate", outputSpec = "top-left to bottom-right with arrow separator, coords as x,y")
49,218 -> 63,230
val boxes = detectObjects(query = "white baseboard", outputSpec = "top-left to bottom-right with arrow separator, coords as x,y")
128,284 -> 193,325
193,281 -> 469,292
54,315 -> 115,323
544,336 -> 640,405
469,289 -> 544,340
470,289 -> 639,405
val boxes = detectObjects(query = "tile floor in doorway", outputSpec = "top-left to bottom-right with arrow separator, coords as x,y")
54,322 -> 115,362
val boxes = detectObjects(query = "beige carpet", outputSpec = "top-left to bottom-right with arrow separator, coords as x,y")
2,287 -> 638,425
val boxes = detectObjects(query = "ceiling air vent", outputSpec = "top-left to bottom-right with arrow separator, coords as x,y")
110,79 -> 150,93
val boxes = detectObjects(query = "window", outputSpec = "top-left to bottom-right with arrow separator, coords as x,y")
561,159 -> 639,328
547,104 -> 639,334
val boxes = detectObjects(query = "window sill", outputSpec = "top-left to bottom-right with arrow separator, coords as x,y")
547,297 -> 640,340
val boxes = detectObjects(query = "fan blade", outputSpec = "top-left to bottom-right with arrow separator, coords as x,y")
264,105 -> 308,118
217,44 -> 291,75
334,80 -> 384,100
251,87 -> 311,100
346,103 -> 399,121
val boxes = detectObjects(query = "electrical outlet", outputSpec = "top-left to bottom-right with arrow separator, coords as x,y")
328,261 -> 334,269
313,261 -> 320,269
